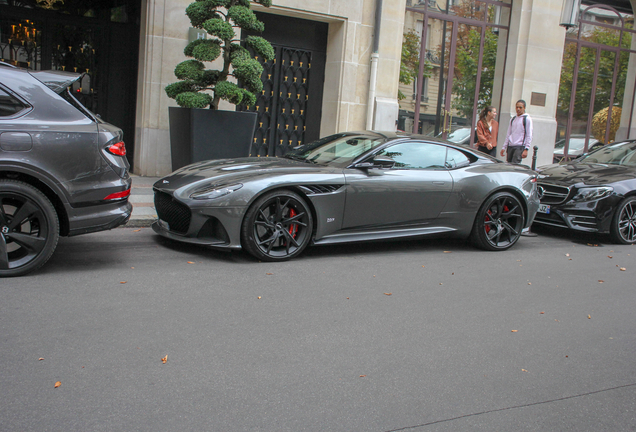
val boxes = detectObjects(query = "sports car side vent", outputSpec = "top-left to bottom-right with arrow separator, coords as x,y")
537,183 -> 570,205
299,185 -> 343,195
154,190 -> 191,235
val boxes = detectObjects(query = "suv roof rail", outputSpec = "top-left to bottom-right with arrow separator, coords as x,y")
0,61 -> 17,69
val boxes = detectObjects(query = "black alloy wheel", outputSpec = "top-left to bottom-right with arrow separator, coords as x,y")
0,180 -> 60,277
610,196 -> 636,244
241,190 -> 313,261
471,191 -> 525,251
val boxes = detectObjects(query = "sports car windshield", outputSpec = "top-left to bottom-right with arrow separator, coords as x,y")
284,134 -> 386,166
578,141 -> 636,167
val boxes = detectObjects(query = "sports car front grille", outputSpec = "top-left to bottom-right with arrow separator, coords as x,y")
154,190 -> 191,234
299,184 -> 343,195
538,183 -> 570,205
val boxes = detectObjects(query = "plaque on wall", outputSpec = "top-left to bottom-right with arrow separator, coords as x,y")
531,92 -> 546,107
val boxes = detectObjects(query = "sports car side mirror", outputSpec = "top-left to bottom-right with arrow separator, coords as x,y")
353,155 -> 395,170
372,156 -> 396,169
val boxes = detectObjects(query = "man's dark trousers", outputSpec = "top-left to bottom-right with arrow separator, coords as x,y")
506,146 -> 525,164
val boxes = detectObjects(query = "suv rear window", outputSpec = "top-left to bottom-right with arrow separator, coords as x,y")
0,87 -> 26,117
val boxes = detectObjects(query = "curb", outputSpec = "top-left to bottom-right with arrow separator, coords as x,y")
122,217 -> 156,228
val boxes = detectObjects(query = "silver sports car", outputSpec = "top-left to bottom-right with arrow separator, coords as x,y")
152,132 -> 540,261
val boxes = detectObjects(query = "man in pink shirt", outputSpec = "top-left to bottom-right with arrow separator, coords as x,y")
500,100 -> 533,164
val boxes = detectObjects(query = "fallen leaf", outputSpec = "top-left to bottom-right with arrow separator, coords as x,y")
555,319 -> 559,322
598,280 -> 604,283
422,265 -> 425,268
161,355 -> 168,364
528,282 -> 532,285
522,369 -> 528,372
131,267 -> 135,269
511,330 -> 518,332
359,375 -> 366,378
133,229 -> 141,232
257,296 -> 261,299
120,281 -> 127,284
569,259 -> 572,261
565,355 -> 568,358
451,272 -> 454,275
187,261 -> 195,264
54,381 -> 61,388
443,251 -> 452,253
620,267 -> 626,271
266,273 -> 273,275
588,315 -> 591,319
540,312 -> 545,314
346,297 -> 349,300
384,293 -> 392,296
439,283 -> 443,285
38,358 -> 44,361
608,256 -> 613,259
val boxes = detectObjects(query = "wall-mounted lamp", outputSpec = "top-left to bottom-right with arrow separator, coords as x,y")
560,0 -> 580,28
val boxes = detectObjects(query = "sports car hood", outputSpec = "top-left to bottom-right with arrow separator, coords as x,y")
154,157 -> 339,192
537,163 -> 636,186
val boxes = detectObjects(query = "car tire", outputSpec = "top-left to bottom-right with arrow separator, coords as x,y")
0,180 -> 60,277
241,189 -> 313,262
471,191 -> 525,251
610,196 -> 636,244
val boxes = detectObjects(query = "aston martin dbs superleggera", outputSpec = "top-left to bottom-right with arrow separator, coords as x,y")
152,132 -> 540,261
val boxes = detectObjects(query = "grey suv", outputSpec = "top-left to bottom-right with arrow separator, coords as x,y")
0,63 -> 132,277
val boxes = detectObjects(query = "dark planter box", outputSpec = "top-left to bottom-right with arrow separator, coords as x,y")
168,107 -> 257,171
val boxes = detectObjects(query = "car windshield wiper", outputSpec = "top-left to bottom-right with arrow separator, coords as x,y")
284,153 -> 318,164
284,153 -> 306,161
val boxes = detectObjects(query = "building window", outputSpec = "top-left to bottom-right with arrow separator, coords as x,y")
413,77 -> 428,103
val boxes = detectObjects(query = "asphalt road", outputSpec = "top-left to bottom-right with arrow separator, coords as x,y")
2,226 -> 635,431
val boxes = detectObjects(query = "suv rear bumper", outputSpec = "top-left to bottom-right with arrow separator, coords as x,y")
66,199 -> 133,236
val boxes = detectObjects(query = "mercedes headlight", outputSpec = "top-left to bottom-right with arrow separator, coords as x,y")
571,186 -> 613,202
190,183 -> 243,200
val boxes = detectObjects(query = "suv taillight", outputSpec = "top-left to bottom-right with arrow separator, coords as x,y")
107,141 -> 126,156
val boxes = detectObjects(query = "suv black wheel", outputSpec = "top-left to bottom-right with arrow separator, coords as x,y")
610,196 -> 636,244
471,191 -> 524,251
241,190 -> 313,262
0,180 -> 60,277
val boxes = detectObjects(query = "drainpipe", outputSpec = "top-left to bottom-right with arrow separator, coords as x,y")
366,0 -> 383,130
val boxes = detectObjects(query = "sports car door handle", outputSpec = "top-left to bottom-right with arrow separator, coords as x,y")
432,181 -> 446,185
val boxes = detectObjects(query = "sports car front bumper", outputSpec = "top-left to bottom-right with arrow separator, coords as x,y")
152,188 -> 247,249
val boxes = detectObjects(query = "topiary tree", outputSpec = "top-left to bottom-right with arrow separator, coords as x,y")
165,0 -> 275,110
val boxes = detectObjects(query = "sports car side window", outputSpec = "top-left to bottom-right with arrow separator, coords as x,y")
376,142 -> 447,169
0,87 -> 26,117
446,148 -> 471,168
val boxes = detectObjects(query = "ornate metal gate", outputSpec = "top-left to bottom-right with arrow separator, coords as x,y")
242,46 -> 313,157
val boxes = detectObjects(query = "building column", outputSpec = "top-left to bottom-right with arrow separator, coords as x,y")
134,0 -> 191,176
497,0 -> 565,167
616,32 -> 636,141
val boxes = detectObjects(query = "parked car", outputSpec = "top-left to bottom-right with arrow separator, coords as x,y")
534,139 -> 636,244
553,135 -> 603,163
437,127 -> 473,146
152,132 -> 540,261
0,62 -> 132,277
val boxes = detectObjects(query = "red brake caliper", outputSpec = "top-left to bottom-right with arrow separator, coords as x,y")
485,210 -> 492,233
288,208 -> 298,238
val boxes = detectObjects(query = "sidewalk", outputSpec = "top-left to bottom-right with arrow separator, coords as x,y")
124,174 -> 159,227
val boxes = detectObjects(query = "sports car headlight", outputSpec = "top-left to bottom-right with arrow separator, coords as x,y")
190,183 -> 243,200
571,186 -> 613,202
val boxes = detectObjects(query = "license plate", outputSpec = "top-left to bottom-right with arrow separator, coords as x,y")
538,204 -> 550,214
